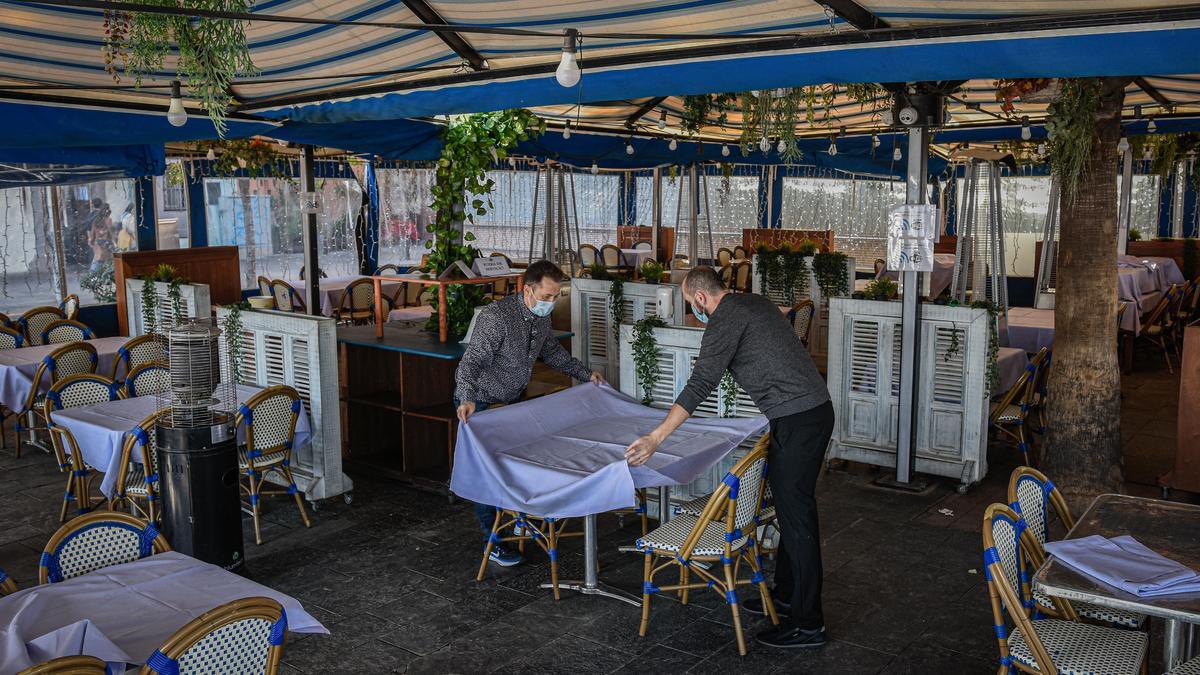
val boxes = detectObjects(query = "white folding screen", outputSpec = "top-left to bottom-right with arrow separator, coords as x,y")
124,279 -> 212,337
569,278 -> 687,387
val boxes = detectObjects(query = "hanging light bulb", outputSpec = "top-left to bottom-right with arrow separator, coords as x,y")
1148,117 -> 1157,133
1117,135 -> 1130,154
721,144 -> 731,157
759,136 -> 770,153
625,140 -> 635,156
669,137 -> 678,151
1020,116 -> 1031,141
206,147 -> 216,161
871,134 -> 880,149
555,29 -> 581,88
658,110 -> 667,130
591,161 -> 599,175
893,144 -> 902,161
776,139 -> 787,154
828,137 -> 838,157
166,80 -> 187,127
562,122 -> 571,139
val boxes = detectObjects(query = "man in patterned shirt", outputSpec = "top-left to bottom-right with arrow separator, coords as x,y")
455,259 -> 604,567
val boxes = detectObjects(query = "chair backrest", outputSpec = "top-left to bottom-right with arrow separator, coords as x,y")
112,334 -> 167,381
1028,348 -> 1051,404
981,503 -> 1073,674
633,241 -> 652,251
716,248 -> 733,267
270,280 -> 304,313
600,244 -> 623,267
19,306 -> 65,346
18,655 -> 108,675
578,244 -> 600,267
1006,466 -> 1075,546
41,319 -> 95,344
59,295 -> 80,321
789,300 -> 815,347
0,566 -> 15,595
257,275 -> 273,298
125,362 -> 170,398
988,355 -> 1038,421
339,278 -> 376,312
45,374 -> 122,415
45,342 -> 99,384
39,511 -> 169,583
0,311 -> 10,328
734,262 -> 751,291
680,434 -> 769,561
374,264 -> 401,276
719,265 -> 734,289
733,246 -> 747,260
0,325 -> 23,350
116,409 -> 165,506
141,596 -> 287,675
1142,291 -> 1172,327
874,258 -> 886,276
237,386 -> 302,463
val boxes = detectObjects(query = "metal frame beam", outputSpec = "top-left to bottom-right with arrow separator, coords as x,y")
820,0 -> 890,30
400,0 -> 488,71
1133,76 -> 1173,108
624,97 -> 668,128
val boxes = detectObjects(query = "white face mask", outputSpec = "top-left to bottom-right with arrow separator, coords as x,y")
526,288 -> 555,317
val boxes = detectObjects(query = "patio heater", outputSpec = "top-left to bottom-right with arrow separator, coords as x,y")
528,162 -> 582,274
671,163 -> 716,264
1034,176 -> 1061,310
156,319 -> 245,573
952,155 -> 1011,344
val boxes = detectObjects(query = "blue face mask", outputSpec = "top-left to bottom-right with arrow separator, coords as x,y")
531,299 -> 555,317
691,302 -> 709,324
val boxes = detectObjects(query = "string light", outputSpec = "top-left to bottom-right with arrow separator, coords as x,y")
1020,116 -> 1031,141
721,144 -> 731,157
669,138 -> 678,151
1037,141 -> 1047,155
625,139 -> 635,155
166,80 -> 187,127
827,136 -> 838,157
562,122 -> 571,139
1117,135 -> 1130,154
555,29 -> 581,88
1147,118 -> 1157,133
591,161 -> 599,175
871,134 -> 880,148
206,148 -> 216,161
759,136 -> 770,153
893,144 -> 902,162
776,139 -> 787,154
658,110 -> 667,130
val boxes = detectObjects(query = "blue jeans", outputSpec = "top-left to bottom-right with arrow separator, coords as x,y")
454,399 -> 498,540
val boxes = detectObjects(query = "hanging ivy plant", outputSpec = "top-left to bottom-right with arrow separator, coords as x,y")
971,300 -> 1001,395
755,245 -> 778,295
719,370 -> 738,418
812,252 -> 850,298
631,316 -> 667,406
102,2 -> 258,135
195,139 -> 292,181
167,277 -> 184,326
221,302 -> 248,385
680,93 -> 738,135
1043,79 -> 1104,204
609,276 -> 625,345
139,276 -> 159,335
425,109 -> 544,337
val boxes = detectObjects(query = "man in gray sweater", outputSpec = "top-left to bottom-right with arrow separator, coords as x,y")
625,265 -> 834,650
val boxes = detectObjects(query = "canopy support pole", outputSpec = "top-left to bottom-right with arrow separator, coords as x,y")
652,168 -> 661,262
299,145 -> 321,315
46,186 -> 68,302
1117,146 -> 1133,254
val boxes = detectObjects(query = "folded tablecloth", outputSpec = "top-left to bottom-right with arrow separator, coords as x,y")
450,383 -> 767,518
1045,534 -> 1200,598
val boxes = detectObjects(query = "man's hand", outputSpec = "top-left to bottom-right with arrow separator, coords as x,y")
590,371 -> 607,386
456,401 -> 476,424
625,434 -> 660,467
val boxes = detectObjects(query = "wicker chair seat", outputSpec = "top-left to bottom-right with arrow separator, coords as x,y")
1031,588 -> 1146,628
238,448 -> 289,469
121,468 -> 151,496
1168,656 -> 1200,675
1007,618 -> 1147,675
993,404 -> 1024,424
636,514 -> 748,556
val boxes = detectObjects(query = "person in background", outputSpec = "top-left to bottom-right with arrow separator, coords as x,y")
624,265 -> 835,650
116,203 -> 137,251
454,259 -> 605,567
87,204 -> 113,272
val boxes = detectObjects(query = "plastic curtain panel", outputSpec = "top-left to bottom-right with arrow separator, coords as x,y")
635,166 -> 759,253
778,165 -> 903,269
375,162 -> 435,267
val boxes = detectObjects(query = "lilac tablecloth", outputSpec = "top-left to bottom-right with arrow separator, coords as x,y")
1120,255 -> 1186,292
1007,308 -> 1055,354
880,253 -> 955,299
450,383 -> 767,518
996,347 -> 1030,393
1045,535 -> 1200,598
50,384 -> 313,499
620,248 -> 654,269
0,551 -> 326,673
288,275 -> 403,316
0,337 -> 126,413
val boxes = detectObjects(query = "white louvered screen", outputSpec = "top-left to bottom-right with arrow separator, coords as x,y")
214,307 -> 351,501
826,298 -> 991,489
570,279 -> 687,389
124,280 -> 212,337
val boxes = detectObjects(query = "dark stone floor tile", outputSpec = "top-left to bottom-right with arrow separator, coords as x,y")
499,633 -> 630,675
284,636 -> 417,674
610,644 -> 703,674
569,595 -> 712,655
689,637 -> 894,675
656,616 -> 738,658
882,641 -> 994,674
404,615 -> 540,675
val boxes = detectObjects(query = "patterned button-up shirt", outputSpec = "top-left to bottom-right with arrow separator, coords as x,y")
454,293 -> 591,405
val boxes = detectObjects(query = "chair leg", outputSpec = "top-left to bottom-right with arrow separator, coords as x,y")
281,465 -> 311,528
724,561 -> 748,656
748,544 -> 779,626
476,510 -> 503,582
548,519 -> 561,600
680,566 -> 690,604
59,470 -> 73,523
639,552 -> 654,637
246,469 -> 264,545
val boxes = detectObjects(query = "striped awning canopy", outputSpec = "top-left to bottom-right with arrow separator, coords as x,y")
1,0 -> 1200,143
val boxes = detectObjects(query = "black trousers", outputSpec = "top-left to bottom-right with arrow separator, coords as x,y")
767,400 -> 835,630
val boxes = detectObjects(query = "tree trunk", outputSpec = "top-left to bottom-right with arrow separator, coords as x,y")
1042,78 -> 1128,512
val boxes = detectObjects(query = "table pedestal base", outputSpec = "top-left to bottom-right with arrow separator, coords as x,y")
1164,619 -> 1199,671
539,513 -> 641,607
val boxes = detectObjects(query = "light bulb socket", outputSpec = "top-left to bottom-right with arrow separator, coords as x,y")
170,80 -> 182,99
562,29 -> 579,54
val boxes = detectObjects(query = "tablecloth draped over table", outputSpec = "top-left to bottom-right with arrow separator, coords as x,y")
1006,308 -> 1055,354
288,275 -> 403,317
50,384 -> 314,499
0,552 -> 327,674
620,248 -> 654,269
996,347 -> 1031,393
0,337 -> 127,413
880,253 -> 956,299
450,384 -> 767,518
1119,255 -> 1186,292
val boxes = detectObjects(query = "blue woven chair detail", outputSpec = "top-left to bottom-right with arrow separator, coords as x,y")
142,597 -> 287,675
110,335 -> 167,382
235,386 -> 311,545
43,372 -> 120,522
39,511 -> 168,584
17,305 -> 65,346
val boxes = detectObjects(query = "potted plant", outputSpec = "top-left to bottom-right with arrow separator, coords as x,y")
587,263 -> 610,280
1128,229 -> 1143,241
640,260 -> 665,284
797,240 -> 819,256
862,277 -> 897,301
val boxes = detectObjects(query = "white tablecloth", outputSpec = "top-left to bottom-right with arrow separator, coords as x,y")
50,384 -> 313,499
0,551 -> 326,673
0,337 -> 126,413
288,275 -> 403,316
620,248 -> 654,269
450,384 -> 766,518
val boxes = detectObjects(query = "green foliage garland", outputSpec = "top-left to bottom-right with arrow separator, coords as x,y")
426,110 -> 544,337
719,371 -> 737,418
631,316 -> 668,406
167,278 -> 184,325
139,277 -> 159,334
1044,79 -> 1103,204
195,139 -> 292,180
779,249 -> 809,304
221,302 -> 248,385
812,252 -> 850,298
755,245 -> 779,295
102,2 -> 258,136
970,300 -> 1001,395
862,277 -> 896,301
609,276 -> 625,345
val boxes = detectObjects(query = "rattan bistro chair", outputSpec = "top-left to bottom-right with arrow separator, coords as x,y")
270,279 -> 305,313
717,247 -> 733,268
59,294 -> 81,322
477,510 -> 583,598
141,596 -> 288,675
112,409 -> 165,523
1138,289 -> 1177,373
333,277 -> 377,325
17,655 -> 108,675
18,306 -> 65,346
600,244 -> 631,276
44,374 -> 123,521
732,245 -> 748,260
124,362 -> 170,398
578,244 -> 601,268
988,348 -> 1047,466
0,566 -> 16,595
789,300 -> 815,348
635,435 -> 776,656
733,261 -> 752,292
41,319 -> 94,344
1007,466 -> 1075,547
236,386 -> 312,545
39,511 -> 169,584
256,275 -> 274,300
111,334 -> 167,382
0,326 -> 23,451
13,342 -> 98,460
981,503 -> 1148,674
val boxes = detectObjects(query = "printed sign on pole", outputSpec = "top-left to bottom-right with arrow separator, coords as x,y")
886,204 -> 938,273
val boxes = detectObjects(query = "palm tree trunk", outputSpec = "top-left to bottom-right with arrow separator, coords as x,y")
1041,78 -> 1128,511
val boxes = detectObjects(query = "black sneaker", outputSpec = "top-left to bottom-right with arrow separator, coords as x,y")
755,625 -> 826,649
742,595 -> 790,618
487,544 -> 524,567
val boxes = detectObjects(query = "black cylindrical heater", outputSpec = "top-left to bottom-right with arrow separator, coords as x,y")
155,320 -> 246,573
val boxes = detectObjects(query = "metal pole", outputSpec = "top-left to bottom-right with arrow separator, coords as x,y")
688,163 -> 699,263
46,187 -> 68,302
299,146 -> 321,315
652,168 -> 662,261
545,164 -> 556,262
894,126 -> 929,486
1117,147 -> 1133,254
